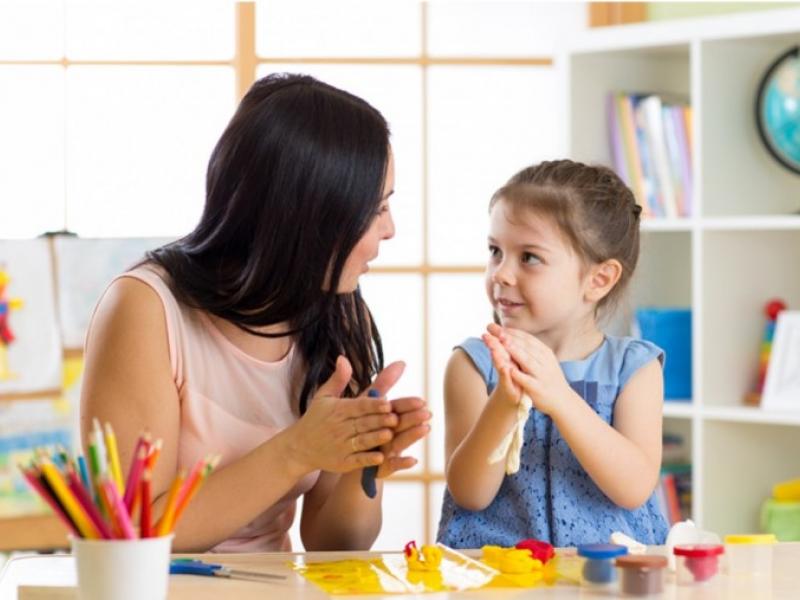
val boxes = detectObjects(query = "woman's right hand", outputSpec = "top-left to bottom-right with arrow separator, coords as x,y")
284,356 -> 398,477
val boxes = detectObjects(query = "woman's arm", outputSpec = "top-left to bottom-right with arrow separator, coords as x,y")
443,350 -> 521,512
300,368 -> 431,550
81,277 -> 394,551
549,359 -> 664,509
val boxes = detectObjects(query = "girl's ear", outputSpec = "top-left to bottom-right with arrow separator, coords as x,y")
584,259 -> 622,303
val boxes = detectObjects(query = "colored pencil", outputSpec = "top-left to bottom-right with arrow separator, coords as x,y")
19,465 -> 79,537
140,471 -> 153,538
155,470 -> 186,537
102,477 -> 136,539
39,458 -> 101,539
65,467 -> 113,539
123,446 -> 147,513
104,422 -> 124,494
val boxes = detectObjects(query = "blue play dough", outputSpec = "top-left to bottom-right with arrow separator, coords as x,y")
583,558 -> 616,584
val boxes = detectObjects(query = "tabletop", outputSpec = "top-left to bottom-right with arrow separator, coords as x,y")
2,545 -> 800,599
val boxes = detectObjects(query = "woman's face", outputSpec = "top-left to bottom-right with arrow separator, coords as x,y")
337,151 -> 396,293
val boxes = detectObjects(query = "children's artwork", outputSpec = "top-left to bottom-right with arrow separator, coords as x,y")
0,240 -> 62,394
0,397 -> 73,517
53,236 -> 174,348
762,310 -> 800,411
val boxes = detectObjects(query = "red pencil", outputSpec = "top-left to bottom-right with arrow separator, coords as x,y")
123,446 -> 147,513
140,470 -> 152,538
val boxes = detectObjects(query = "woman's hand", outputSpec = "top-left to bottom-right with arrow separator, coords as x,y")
486,323 -> 573,417
286,356 -> 397,476
366,362 -> 431,478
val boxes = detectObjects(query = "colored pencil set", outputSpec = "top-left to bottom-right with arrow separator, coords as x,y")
18,419 -> 219,540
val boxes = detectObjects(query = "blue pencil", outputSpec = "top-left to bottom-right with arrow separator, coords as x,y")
77,455 -> 94,503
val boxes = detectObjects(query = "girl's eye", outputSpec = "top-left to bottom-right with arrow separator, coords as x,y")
522,252 -> 541,266
488,245 -> 501,259
375,204 -> 389,216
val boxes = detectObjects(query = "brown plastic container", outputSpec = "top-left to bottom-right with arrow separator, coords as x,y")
615,555 -> 668,596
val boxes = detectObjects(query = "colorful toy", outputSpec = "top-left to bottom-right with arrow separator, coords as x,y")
404,540 -> 442,571
615,555 -> 667,596
514,538 -> 555,564
0,266 -> 24,381
745,299 -> 787,406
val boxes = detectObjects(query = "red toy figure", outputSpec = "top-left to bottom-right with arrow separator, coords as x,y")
515,538 -> 555,564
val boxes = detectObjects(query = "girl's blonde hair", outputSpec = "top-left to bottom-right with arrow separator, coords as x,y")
490,159 -> 641,314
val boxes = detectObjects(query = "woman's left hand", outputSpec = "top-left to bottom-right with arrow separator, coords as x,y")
367,361 -> 431,478
486,323 -> 572,417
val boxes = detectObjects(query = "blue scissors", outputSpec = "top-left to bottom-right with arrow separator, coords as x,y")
170,558 -> 286,581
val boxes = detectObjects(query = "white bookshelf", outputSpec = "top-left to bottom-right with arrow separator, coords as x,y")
562,8 -> 800,537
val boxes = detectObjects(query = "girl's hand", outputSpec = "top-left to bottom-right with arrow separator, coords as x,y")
481,331 -> 523,407
287,356 -> 397,476
486,324 -> 572,416
366,361 -> 431,478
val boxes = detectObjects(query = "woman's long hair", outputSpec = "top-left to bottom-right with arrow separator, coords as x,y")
147,73 -> 388,413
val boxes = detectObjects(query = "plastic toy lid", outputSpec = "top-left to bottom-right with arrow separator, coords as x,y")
615,555 -> 668,570
724,534 -> 777,545
673,544 -> 724,557
577,543 -> 628,560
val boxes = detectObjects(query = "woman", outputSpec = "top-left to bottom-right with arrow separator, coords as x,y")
80,73 -> 430,552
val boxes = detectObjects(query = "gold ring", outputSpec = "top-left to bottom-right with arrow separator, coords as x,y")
351,436 -> 359,452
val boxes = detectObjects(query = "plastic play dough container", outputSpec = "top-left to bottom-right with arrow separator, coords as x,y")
724,534 -> 776,579
615,555 -> 668,596
673,544 -> 724,585
577,543 -> 628,586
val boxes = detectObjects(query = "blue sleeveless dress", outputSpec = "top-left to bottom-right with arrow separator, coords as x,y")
436,335 -> 669,548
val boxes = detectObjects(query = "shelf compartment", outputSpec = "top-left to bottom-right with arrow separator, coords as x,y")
703,421 -> 800,537
700,33 -> 800,218
702,230 -> 800,408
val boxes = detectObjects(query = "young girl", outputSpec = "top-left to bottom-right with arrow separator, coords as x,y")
437,159 -> 668,548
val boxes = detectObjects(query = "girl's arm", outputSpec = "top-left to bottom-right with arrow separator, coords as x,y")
443,350 -> 522,512
549,359 -> 663,509
81,277 -> 394,551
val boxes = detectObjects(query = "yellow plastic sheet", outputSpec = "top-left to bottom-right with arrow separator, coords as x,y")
291,544 -> 497,594
292,544 -> 584,594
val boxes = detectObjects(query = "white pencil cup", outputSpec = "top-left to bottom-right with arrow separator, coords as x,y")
71,534 -> 173,600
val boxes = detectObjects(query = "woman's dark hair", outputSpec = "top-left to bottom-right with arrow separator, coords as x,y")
147,73 -> 389,412
490,159 -> 641,315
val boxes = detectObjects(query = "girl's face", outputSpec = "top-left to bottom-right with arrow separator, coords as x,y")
337,151 -> 396,293
485,199 -> 594,338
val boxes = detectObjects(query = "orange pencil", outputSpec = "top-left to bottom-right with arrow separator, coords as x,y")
145,439 -> 163,471
170,456 -> 217,531
155,469 -> 185,537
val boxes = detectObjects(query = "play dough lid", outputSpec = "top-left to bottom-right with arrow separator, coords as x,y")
724,534 -> 777,545
577,543 -> 628,560
673,544 -> 724,557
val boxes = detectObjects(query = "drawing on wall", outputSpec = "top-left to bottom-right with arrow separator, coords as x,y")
53,236 -> 175,348
762,311 -> 800,411
0,265 -> 24,381
0,240 -> 62,395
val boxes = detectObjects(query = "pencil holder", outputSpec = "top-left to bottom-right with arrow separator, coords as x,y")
71,534 -> 173,600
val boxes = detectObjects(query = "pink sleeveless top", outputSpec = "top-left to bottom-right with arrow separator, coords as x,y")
108,265 -> 319,552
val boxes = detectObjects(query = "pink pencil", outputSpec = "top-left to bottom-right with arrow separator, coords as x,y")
20,466 -> 79,537
66,467 -> 113,539
123,446 -> 147,513
102,478 -> 136,539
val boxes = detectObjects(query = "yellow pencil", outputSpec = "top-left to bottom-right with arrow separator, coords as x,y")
104,422 -> 124,494
39,459 -> 101,539
155,469 -> 186,537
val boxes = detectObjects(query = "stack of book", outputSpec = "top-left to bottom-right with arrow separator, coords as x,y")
607,92 -> 693,219
657,432 -> 692,524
